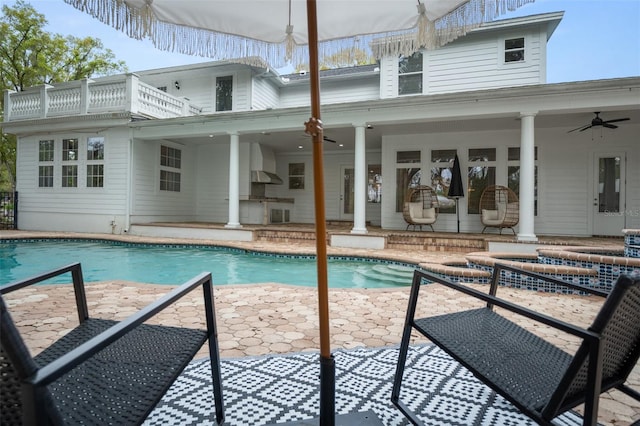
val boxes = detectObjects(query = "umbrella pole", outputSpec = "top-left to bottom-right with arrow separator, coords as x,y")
306,0 -> 335,424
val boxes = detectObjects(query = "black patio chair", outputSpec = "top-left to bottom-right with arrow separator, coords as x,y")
0,262 -> 225,425
392,264 -> 640,425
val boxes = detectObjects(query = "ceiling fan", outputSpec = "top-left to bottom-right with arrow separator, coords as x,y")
568,111 -> 630,133
301,133 -> 337,143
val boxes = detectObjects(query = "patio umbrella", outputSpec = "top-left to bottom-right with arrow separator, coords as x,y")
448,154 -> 464,233
63,0 -> 534,422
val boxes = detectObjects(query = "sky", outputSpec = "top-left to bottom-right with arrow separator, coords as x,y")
2,0 -> 639,82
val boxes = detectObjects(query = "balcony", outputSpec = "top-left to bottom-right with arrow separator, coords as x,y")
3,73 -> 203,122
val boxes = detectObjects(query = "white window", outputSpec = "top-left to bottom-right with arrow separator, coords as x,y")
38,136 -> 106,189
504,37 -> 525,63
38,140 -> 54,188
398,52 -> 423,95
160,145 -> 181,192
467,148 -> 496,214
62,138 -> 79,187
395,150 -> 421,212
288,163 -> 305,190
216,76 -> 233,111
430,149 -> 457,214
508,147 -> 538,215
86,137 -> 105,188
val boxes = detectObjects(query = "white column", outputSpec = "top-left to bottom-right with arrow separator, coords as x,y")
518,112 -> 538,241
225,132 -> 242,228
351,124 -> 368,234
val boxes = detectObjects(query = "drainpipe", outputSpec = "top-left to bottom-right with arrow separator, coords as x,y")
124,132 -> 133,233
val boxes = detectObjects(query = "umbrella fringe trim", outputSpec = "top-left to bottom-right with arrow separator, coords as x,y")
63,0 -> 535,69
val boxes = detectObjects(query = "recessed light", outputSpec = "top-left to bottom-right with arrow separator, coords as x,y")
338,143 -> 344,147
298,145 -> 303,149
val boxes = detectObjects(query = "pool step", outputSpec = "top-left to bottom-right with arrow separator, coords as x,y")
356,264 -> 415,285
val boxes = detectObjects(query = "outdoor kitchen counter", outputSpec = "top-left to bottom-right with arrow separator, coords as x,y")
240,197 -> 294,224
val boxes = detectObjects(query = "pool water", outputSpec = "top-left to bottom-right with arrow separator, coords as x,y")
0,240 -> 415,288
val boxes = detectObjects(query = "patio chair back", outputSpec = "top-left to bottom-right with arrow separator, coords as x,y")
479,185 -> 519,233
1,296 -> 64,425
402,185 -> 439,231
0,262 -> 225,426
544,273 -> 640,417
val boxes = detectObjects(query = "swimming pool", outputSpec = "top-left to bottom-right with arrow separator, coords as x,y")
0,239 -> 416,288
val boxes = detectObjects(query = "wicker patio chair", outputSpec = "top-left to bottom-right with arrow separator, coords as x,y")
0,262 -> 225,426
392,264 -> 640,426
402,185 -> 439,231
479,185 -> 519,234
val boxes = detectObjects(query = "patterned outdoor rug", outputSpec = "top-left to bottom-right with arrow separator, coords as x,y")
144,345 -> 586,426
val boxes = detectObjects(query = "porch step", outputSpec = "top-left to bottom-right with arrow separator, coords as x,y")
386,233 -> 486,253
255,229 -> 326,245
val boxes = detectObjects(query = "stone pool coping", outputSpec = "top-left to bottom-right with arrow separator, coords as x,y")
538,245 -> 640,267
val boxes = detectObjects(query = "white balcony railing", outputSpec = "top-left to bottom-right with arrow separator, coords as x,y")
3,73 -> 203,122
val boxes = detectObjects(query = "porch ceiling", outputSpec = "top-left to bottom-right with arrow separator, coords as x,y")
167,107 -> 640,154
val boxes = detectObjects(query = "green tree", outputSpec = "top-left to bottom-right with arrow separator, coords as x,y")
0,0 -> 127,190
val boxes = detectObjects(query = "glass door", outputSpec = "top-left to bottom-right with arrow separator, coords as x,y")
340,166 -> 354,220
593,153 -> 626,236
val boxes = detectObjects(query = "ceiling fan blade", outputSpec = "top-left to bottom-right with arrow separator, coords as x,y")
603,123 -> 618,129
323,136 -> 337,143
578,125 -> 594,132
603,117 -> 630,124
568,124 -> 591,133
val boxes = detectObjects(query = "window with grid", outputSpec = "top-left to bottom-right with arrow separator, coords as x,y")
288,163 -> 305,190
395,150 -> 421,212
467,148 -> 496,214
160,145 -> 181,192
430,149 -> 457,214
504,37 -> 525,63
398,52 -> 423,95
63,138 -> 78,161
87,165 -> 104,188
86,137 -> 105,188
367,165 -> 382,203
62,139 -> 79,187
38,140 -> 54,187
216,76 -> 233,111
508,147 -> 538,215
62,165 -> 78,187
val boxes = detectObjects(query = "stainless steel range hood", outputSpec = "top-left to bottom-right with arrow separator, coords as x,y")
251,170 -> 283,185
250,143 -> 283,185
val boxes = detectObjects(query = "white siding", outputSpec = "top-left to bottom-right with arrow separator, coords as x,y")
627,140 -> 640,230
425,30 -> 542,94
233,69 -> 252,111
15,129 -> 130,233
279,77 -> 379,108
268,152 -> 315,223
379,26 -> 545,98
130,139 -> 197,223
138,65 -> 254,114
194,142 -> 233,222
536,141 -> 590,235
252,78 -> 280,110
379,57 -> 398,99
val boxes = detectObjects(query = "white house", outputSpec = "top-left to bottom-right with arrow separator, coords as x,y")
3,11 -> 639,246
